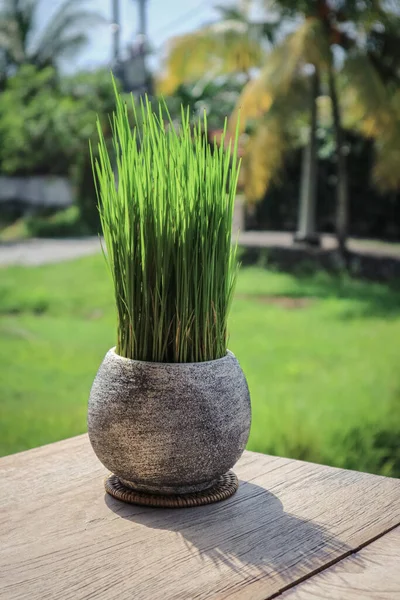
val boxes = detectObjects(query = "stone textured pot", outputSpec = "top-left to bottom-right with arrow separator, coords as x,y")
88,348 -> 251,500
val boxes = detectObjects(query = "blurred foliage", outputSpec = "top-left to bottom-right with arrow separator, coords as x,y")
0,65 -> 89,175
0,0 -> 103,81
0,66 -> 119,231
234,2 -> 400,204
164,77 -> 245,130
26,206 -> 89,238
0,65 -> 116,176
341,53 -> 400,192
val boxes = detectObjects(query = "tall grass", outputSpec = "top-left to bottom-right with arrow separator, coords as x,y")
92,84 -> 240,362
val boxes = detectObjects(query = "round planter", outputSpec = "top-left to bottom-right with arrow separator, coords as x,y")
88,348 -> 251,505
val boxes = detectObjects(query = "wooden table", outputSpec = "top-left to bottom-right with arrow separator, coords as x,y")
1,435 -> 400,599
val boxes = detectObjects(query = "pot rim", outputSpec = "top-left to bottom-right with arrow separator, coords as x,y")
107,347 -> 235,368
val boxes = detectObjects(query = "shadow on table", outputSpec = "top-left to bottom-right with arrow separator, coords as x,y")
104,479 -> 363,585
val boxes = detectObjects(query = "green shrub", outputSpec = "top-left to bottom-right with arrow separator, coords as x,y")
26,206 -> 89,238
0,66 -> 120,176
336,416 -> 400,478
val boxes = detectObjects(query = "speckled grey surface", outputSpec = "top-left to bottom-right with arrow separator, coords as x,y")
88,348 -> 251,495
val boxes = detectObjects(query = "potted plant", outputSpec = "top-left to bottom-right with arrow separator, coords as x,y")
88,86 -> 251,507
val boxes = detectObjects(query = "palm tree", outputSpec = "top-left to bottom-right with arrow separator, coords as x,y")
229,16 -> 330,243
0,0 -> 104,75
159,1 -> 400,253
236,0 -> 400,253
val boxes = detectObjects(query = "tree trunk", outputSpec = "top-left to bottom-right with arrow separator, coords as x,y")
294,68 -> 320,245
328,63 -> 349,257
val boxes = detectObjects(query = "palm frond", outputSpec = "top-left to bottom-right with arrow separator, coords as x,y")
268,18 -> 329,90
0,0 -> 104,67
34,1 -> 104,64
372,87 -> 400,191
342,51 -> 394,137
0,3 -> 27,63
34,32 -> 88,64
341,52 -> 400,191
159,14 -> 267,94
316,95 -> 333,128
229,77 -> 273,134
238,74 -> 311,202
230,31 -> 315,135
243,118 -> 287,202
373,128 -> 400,192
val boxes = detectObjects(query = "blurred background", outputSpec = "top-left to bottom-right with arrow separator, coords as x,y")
0,0 -> 399,478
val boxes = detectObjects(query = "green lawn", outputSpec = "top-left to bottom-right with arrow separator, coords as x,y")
1,254 -> 400,477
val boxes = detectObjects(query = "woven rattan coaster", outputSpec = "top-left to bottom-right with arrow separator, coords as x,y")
105,471 -> 239,508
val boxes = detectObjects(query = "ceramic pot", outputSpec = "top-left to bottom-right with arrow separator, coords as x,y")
88,348 -> 251,495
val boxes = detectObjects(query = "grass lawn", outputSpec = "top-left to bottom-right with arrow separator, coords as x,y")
1,253 -> 400,477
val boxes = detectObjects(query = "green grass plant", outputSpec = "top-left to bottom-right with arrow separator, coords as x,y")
93,84 -> 240,362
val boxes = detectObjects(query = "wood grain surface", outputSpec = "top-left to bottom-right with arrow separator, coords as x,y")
280,525 -> 400,600
1,434 -> 400,600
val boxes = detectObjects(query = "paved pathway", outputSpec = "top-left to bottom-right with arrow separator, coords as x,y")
238,231 -> 400,258
1,233 -> 400,266
0,237 -> 102,266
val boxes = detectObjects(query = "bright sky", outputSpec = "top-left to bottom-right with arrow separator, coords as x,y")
41,0 -> 230,72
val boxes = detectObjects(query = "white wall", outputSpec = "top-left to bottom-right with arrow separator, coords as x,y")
0,177 -> 73,208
